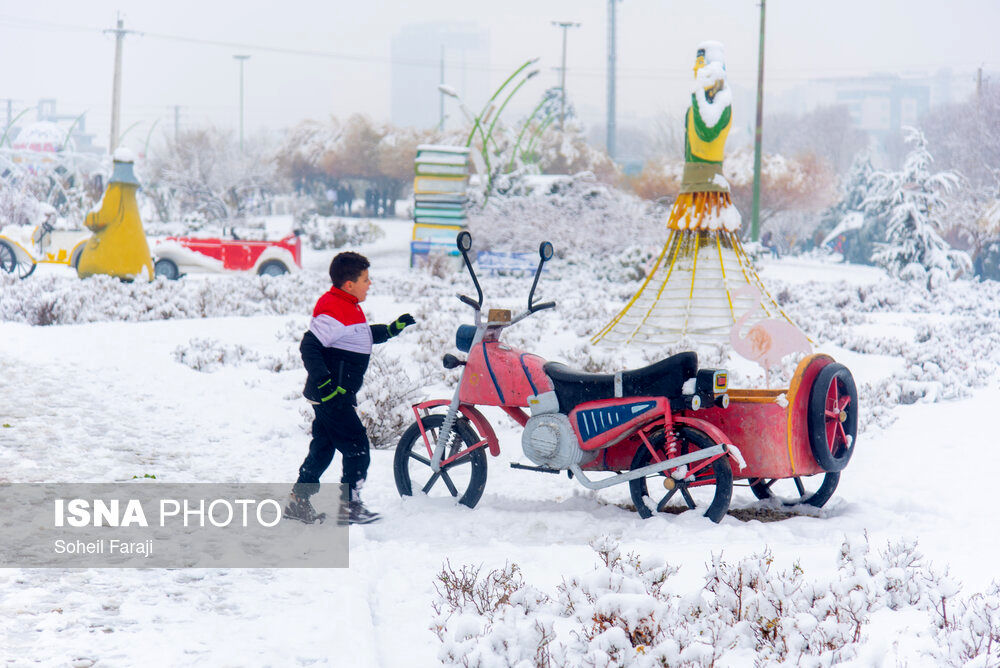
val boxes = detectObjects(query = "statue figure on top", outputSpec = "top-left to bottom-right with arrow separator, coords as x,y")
669,41 -> 741,232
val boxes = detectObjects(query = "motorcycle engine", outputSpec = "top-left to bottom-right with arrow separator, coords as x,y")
521,413 -> 596,470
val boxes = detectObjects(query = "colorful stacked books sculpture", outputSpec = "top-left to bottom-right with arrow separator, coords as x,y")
411,144 -> 470,266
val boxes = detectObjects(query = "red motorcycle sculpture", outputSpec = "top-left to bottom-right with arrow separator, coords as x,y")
394,232 -> 858,522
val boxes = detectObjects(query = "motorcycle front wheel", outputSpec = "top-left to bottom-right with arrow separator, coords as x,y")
394,413 -> 488,508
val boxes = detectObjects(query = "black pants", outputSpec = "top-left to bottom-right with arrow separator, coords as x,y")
295,399 -> 370,497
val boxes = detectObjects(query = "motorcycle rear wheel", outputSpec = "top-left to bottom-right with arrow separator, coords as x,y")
628,426 -> 733,523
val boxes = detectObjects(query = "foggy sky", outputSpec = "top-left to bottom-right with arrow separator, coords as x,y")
2,0 -> 997,153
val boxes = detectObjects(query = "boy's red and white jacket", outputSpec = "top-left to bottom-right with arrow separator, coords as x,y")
299,286 -> 393,403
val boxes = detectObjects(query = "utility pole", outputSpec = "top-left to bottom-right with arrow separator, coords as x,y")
3,99 -> 12,128
552,21 -> 581,131
606,0 -> 620,160
234,55 -> 250,153
977,65 -> 983,110
439,45 -> 445,131
105,15 -> 135,154
174,105 -> 181,141
750,0 -> 767,243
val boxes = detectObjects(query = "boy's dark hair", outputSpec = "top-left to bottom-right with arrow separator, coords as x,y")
329,251 -> 370,287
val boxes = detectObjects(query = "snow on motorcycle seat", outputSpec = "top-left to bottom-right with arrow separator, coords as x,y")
542,352 -> 698,413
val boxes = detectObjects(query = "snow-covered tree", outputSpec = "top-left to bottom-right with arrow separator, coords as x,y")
0,148 -> 104,228
144,127 -> 279,223
815,152 -> 890,263
865,127 -> 970,287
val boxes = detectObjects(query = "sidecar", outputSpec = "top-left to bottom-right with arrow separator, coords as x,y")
581,353 -> 858,515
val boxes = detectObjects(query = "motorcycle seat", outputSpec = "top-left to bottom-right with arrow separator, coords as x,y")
543,352 -> 698,413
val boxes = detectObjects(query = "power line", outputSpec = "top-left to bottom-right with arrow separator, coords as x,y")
0,13 -> 993,84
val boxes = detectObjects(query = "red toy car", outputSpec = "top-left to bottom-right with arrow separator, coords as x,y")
394,232 -> 858,522
152,232 -> 302,280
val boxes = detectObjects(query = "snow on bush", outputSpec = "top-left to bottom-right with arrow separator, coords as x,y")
432,535 -> 1000,667
774,274 -> 1000,429
173,336 -> 301,374
467,173 -> 668,263
0,272 -> 327,325
297,214 -> 384,251
357,349 -> 421,448
173,338 -> 262,372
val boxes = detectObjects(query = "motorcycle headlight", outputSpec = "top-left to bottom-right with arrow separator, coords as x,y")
456,324 -> 476,353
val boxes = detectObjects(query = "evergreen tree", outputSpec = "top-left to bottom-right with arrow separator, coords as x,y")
816,152 -> 887,263
865,127 -> 970,288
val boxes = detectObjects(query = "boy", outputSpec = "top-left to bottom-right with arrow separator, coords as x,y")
284,251 -> 415,524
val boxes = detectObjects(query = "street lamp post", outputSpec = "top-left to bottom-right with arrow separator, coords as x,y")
438,84 -> 490,177
551,21 -> 580,131
750,0 -> 767,242
233,55 -> 250,153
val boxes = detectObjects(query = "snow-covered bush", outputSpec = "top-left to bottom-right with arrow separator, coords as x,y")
173,332 -> 302,374
0,272 -> 326,325
172,338 -> 261,372
297,214 -> 384,251
772,274 -> 1000,428
432,560 -> 553,668
865,127 -> 971,288
357,349 -> 420,449
432,535 -> 1000,667
467,173 -> 667,263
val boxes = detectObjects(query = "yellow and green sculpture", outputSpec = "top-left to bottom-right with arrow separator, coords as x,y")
77,150 -> 154,281
592,42 -> 803,352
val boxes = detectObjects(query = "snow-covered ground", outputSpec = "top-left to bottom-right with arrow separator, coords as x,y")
2,217 -> 999,666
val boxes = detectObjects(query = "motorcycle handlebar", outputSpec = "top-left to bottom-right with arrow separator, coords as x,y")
458,294 -> 480,309
529,301 -> 556,313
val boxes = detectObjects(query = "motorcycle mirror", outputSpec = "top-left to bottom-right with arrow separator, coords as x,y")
455,230 -> 484,309
539,241 -> 553,261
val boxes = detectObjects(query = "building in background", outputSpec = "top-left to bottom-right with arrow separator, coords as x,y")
4,99 -> 100,154
773,69 -> 989,162
390,22 -> 490,130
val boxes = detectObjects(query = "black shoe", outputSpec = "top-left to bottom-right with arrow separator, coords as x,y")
338,501 -> 381,525
283,493 -> 326,524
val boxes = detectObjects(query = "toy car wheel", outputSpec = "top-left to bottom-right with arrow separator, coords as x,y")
257,260 -> 288,277
749,472 -> 840,508
154,258 -> 180,280
628,426 -> 733,523
0,240 -> 36,279
71,247 -> 84,270
394,413 -> 488,509
807,363 -> 858,472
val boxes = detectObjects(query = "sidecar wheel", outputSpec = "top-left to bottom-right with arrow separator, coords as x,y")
394,413 -> 488,509
749,472 -> 840,508
628,426 -> 732,523
807,363 -> 858,472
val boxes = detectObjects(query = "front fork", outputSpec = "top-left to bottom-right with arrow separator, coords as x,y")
430,327 -> 486,471
430,387 -> 464,472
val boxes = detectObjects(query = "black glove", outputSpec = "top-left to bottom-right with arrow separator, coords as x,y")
389,313 -> 416,336
317,377 -> 347,403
